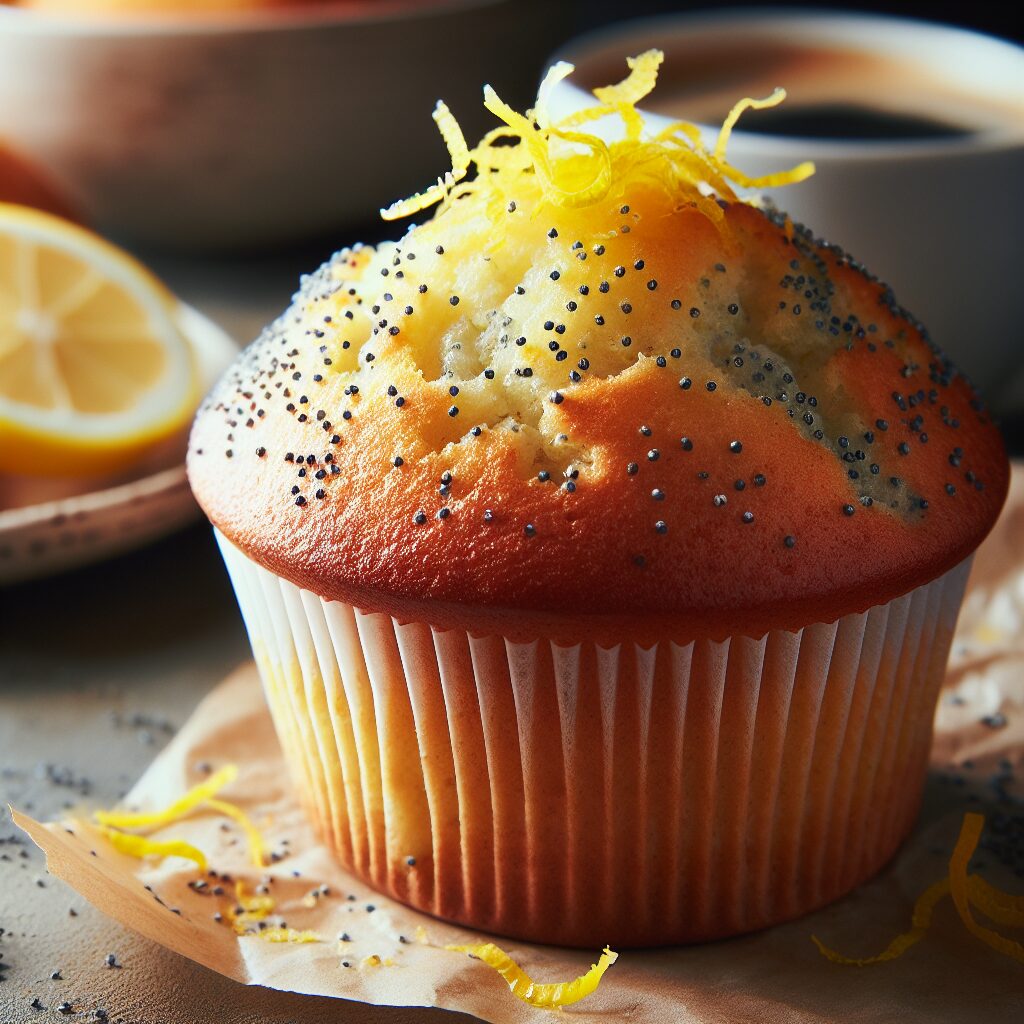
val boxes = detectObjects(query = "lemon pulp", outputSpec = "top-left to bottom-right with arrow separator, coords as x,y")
0,202 -> 196,477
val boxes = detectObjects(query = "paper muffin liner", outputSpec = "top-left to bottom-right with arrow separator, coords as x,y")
215,530 -> 971,947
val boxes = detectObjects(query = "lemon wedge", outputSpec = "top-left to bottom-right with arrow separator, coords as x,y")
0,202 -> 197,477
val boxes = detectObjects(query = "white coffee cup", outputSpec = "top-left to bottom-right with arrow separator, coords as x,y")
548,10 -> 1024,412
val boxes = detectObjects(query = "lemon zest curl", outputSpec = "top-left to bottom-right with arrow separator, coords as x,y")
95,825 -> 208,872
93,768 -> 320,946
224,880 -> 321,944
381,49 -> 813,223
93,764 -> 266,869
94,765 -> 238,831
813,813 -> 1024,967
447,942 -> 618,1008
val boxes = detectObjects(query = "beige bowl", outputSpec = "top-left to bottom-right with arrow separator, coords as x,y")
0,0 -> 558,249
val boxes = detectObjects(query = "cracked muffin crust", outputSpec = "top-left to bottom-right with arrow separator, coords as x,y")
189,190 -> 1006,642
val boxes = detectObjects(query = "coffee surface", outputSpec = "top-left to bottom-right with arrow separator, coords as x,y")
733,102 -> 971,140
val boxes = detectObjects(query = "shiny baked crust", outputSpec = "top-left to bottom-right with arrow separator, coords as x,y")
188,191 -> 1008,643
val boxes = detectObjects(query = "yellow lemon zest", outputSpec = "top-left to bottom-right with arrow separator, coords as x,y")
592,49 -> 664,107
813,813 -> 1024,966
225,880 -> 322,944
95,824 -> 207,872
229,879 -> 274,924
533,60 -> 575,129
93,765 -> 267,869
94,765 -> 238,830
381,49 -> 813,224
966,875 -> 1024,928
93,772 -> 318,946
205,798 -> 267,868
256,927 -> 320,944
812,878 -> 951,965
446,942 -> 618,1008
379,101 -> 470,220
433,100 -> 471,176
949,813 -> 1024,965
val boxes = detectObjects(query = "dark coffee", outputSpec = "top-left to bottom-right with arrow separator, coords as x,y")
731,102 -> 972,141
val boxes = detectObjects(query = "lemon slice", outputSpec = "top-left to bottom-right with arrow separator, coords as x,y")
0,202 -> 197,477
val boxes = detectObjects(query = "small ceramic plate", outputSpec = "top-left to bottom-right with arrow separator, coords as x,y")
0,304 -> 235,585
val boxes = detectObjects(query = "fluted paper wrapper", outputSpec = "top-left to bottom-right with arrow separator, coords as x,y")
14,464 -> 1024,1021
216,531 -> 970,947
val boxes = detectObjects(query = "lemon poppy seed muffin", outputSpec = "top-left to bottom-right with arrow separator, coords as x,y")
189,53 -> 1008,946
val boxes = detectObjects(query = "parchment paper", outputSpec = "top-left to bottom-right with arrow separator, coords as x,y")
14,468 -> 1024,1023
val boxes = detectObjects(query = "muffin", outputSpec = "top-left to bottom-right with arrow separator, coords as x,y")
188,53 -> 1009,947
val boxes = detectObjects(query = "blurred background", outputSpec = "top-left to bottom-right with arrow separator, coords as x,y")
2,1 -> 1018,248
591,1 -> 1021,44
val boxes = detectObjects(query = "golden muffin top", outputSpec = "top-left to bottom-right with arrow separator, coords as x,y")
189,53 -> 1008,643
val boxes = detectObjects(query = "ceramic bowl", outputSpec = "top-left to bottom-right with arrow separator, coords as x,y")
0,0 -> 559,249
